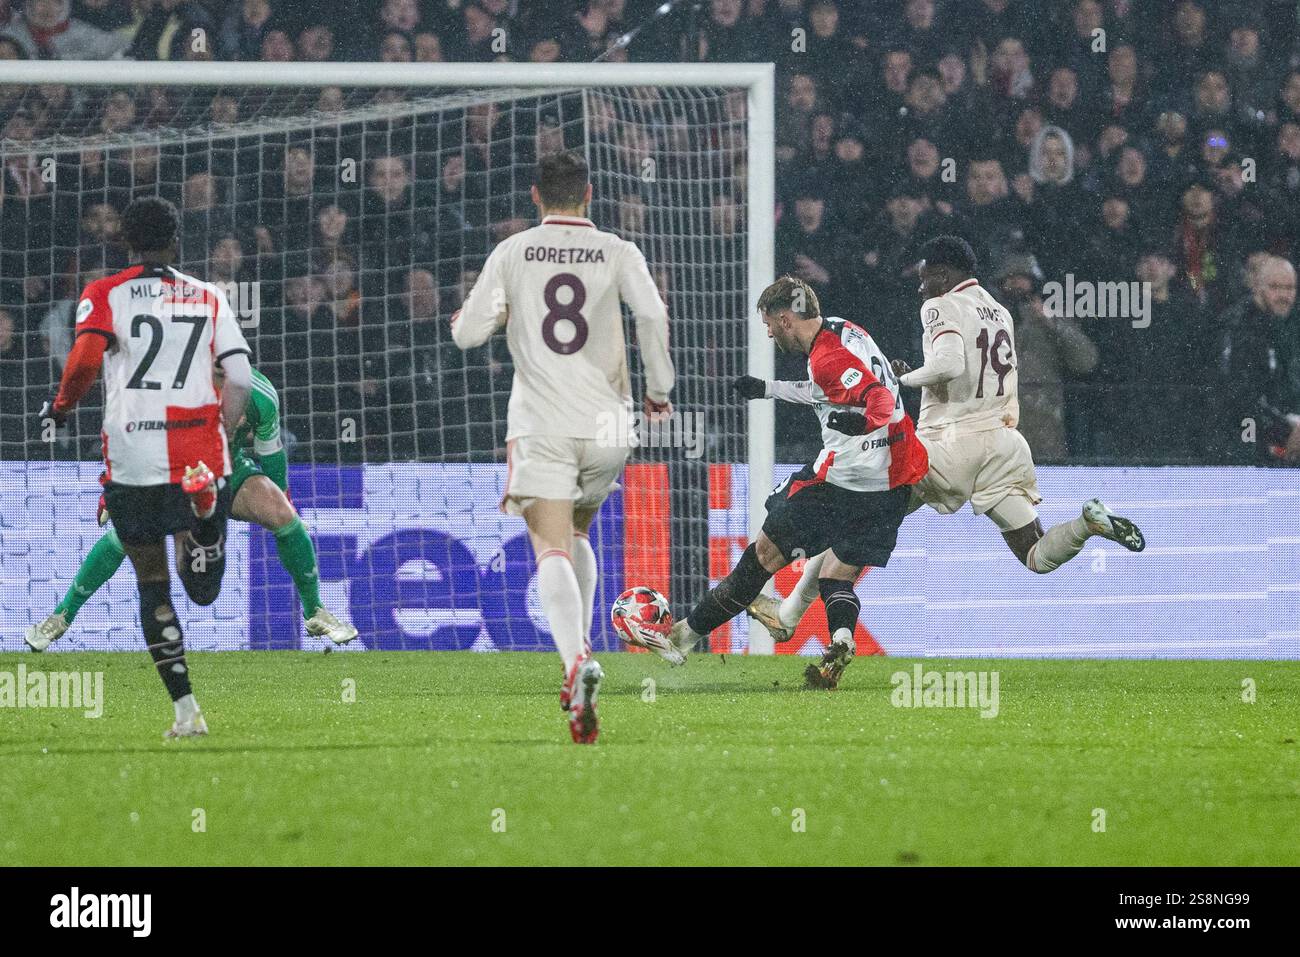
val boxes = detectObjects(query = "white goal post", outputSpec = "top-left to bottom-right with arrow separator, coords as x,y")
0,60 -> 777,653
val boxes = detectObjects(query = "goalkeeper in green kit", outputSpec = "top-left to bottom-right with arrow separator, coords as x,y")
25,366 -> 358,650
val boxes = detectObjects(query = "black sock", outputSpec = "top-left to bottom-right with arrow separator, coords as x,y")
139,580 -> 192,701
687,544 -> 773,636
177,531 -> 226,606
191,514 -> 223,548
819,578 -> 860,641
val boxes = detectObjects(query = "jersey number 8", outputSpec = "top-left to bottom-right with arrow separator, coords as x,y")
541,273 -> 588,355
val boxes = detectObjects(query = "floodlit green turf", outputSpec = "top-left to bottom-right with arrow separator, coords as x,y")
1,651 -> 1296,866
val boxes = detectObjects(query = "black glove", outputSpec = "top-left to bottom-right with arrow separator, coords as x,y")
731,375 -> 767,400
827,410 -> 868,435
38,397 -> 67,428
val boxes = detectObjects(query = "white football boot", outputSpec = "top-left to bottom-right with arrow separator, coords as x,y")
164,712 -> 209,739
24,611 -> 69,652
165,695 -> 208,739
1082,498 -> 1146,552
746,593 -> 793,642
566,655 -> 604,744
305,607 -> 358,645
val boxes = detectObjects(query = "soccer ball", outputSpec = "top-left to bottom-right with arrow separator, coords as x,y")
611,586 -> 673,649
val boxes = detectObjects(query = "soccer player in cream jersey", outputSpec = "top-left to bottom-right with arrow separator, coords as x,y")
452,151 -> 675,743
741,235 -> 1147,648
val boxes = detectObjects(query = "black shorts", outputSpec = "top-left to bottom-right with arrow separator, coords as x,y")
103,478 -> 232,547
762,465 -> 912,570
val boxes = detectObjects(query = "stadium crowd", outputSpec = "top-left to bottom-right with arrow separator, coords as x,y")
2,0 -> 1299,467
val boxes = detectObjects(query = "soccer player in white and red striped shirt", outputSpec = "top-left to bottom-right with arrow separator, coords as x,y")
745,236 -> 1147,658
39,197 -> 253,738
663,276 -> 928,687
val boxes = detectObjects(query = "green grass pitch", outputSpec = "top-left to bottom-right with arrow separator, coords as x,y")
1,651 -> 1297,866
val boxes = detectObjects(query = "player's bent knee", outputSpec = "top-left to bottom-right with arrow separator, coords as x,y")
1001,522 -> 1044,572
264,497 -> 297,530
175,534 -> 227,605
754,533 -> 787,573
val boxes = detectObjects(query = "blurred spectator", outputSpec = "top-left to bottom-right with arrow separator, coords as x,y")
2,0 -> 129,59
702,0 -> 759,63
296,22 -> 334,61
1024,125 -> 1080,279
128,1 -> 215,61
957,157 -> 1025,271
1175,181 -> 1246,311
1214,256 -> 1300,464
999,253 -> 1098,460
775,72 -> 819,166
218,0 -> 275,61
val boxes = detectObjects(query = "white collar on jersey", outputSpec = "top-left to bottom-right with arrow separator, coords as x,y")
947,278 -> 980,295
541,215 -> 595,228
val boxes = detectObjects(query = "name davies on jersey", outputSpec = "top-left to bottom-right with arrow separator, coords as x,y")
522,245 -> 607,264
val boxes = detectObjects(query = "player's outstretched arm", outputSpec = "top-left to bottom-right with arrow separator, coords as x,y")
42,289 -> 114,425
731,376 -> 816,405
618,242 -> 675,407
897,332 -> 965,388
219,351 -> 253,434
451,248 -> 509,350
213,283 -> 253,430
249,373 -> 288,491
898,301 -> 966,388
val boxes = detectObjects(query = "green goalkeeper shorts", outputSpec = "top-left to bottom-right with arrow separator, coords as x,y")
227,451 -> 267,502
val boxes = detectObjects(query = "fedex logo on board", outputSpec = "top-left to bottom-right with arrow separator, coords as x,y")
246,464 -> 623,651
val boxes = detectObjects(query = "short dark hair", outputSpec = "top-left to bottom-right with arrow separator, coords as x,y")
535,150 -> 589,207
757,275 -> 821,319
919,234 -> 978,275
122,197 -> 180,254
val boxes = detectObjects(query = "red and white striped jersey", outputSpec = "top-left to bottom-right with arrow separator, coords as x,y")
71,264 -> 250,486
804,317 -> 929,492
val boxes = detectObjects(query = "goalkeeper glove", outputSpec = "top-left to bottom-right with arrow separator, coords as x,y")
826,410 -> 868,435
38,397 -> 67,428
731,375 -> 767,400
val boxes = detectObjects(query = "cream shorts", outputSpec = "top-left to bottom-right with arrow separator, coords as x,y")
502,435 -> 628,516
911,427 -> 1042,531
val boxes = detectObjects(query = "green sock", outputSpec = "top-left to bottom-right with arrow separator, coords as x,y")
55,529 -> 126,624
273,517 -> 323,618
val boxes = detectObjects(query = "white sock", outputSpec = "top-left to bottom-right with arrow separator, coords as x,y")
673,618 -> 703,653
831,626 -> 854,648
174,693 -> 200,722
778,550 -> 827,630
572,532 -> 597,654
1027,516 -> 1091,573
537,550 -> 585,671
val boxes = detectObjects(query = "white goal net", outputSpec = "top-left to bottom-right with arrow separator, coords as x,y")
0,62 -> 775,654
